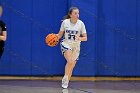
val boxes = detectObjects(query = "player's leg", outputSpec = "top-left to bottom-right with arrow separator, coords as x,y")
68,44 -> 80,80
68,61 -> 76,80
64,49 -> 75,76
60,41 -> 75,88
62,49 -> 75,88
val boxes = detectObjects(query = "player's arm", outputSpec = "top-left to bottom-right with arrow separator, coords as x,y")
0,22 -> 7,41
57,20 -> 65,39
0,31 -> 6,41
76,22 -> 87,41
57,31 -> 64,39
76,33 -> 87,41
80,33 -> 87,41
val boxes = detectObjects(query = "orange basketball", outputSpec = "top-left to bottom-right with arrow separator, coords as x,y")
46,33 -> 59,47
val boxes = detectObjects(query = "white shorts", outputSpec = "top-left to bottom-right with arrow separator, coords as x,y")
60,40 -> 80,61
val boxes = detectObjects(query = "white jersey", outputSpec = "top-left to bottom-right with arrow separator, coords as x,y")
60,19 -> 87,43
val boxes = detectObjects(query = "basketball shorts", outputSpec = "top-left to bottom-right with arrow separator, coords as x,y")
60,40 -> 80,61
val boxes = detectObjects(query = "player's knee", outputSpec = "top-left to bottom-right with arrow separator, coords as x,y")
67,57 -> 74,62
67,60 -> 73,65
68,61 -> 76,68
67,60 -> 74,66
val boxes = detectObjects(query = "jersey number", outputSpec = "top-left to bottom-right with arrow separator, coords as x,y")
68,34 -> 75,40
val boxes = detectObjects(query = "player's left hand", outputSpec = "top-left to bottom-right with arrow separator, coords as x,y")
75,35 -> 81,41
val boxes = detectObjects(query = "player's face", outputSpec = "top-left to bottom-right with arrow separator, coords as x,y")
0,7 -> 2,17
70,9 -> 79,20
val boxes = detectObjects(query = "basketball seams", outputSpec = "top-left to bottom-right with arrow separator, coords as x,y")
46,34 -> 59,47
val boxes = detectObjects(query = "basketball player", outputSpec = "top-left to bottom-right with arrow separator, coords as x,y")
57,7 -> 87,88
0,4 -> 7,59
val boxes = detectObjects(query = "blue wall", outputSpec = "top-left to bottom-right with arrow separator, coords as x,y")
0,0 -> 140,76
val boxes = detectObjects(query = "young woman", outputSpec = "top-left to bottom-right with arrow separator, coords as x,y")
0,4 -> 7,59
57,7 -> 87,88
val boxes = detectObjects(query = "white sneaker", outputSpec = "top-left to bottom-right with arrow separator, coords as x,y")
62,75 -> 69,89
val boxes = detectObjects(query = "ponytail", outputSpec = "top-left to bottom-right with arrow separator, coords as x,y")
63,7 -> 79,20
63,14 -> 71,20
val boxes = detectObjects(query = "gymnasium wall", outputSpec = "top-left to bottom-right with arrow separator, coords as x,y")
0,0 -> 140,76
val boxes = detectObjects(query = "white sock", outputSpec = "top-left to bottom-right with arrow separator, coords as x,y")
64,75 -> 68,78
